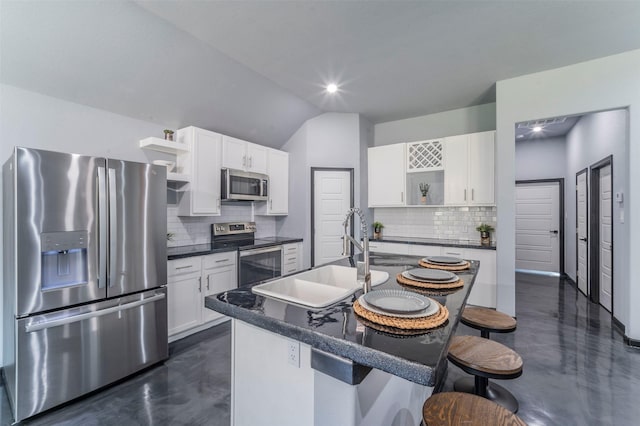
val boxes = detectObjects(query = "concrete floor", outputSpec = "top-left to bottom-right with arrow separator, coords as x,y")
2,272 -> 639,425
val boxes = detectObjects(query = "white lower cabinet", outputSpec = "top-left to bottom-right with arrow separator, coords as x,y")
368,241 -> 409,255
168,251 -> 238,340
440,246 -> 496,308
282,242 -> 302,275
167,257 -> 203,336
407,244 -> 441,257
202,252 -> 238,323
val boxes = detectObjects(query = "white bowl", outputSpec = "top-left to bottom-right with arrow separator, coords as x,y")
152,160 -> 175,172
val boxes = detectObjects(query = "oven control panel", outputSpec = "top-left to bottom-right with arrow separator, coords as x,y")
212,222 -> 256,236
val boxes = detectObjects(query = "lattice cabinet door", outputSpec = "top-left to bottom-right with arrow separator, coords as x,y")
407,139 -> 444,172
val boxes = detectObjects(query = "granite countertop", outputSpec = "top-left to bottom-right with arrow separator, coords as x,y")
167,237 -> 303,260
371,236 -> 496,250
205,253 -> 478,388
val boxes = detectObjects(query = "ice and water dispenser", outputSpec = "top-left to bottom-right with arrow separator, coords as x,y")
40,231 -> 88,290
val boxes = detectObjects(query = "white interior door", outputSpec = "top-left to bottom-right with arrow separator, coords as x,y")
515,182 -> 560,273
313,170 -> 352,267
576,171 -> 588,295
599,165 -> 613,312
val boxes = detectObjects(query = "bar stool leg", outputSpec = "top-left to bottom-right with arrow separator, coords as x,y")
454,377 -> 520,413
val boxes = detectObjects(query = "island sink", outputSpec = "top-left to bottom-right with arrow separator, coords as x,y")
251,264 -> 390,308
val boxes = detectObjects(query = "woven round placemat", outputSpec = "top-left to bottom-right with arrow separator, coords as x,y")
355,315 -> 447,337
397,273 -> 464,290
353,299 -> 449,330
418,259 -> 471,271
398,283 -> 462,297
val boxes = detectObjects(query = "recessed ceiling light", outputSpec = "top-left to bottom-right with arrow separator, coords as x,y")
326,83 -> 338,94
532,126 -> 542,132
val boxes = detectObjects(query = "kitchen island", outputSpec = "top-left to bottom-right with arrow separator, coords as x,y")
205,253 -> 478,426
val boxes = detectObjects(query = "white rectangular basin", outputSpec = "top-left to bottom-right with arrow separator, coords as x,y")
252,265 -> 390,309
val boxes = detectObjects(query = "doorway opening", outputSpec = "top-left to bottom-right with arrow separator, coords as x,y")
515,179 -> 564,276
310,168 -> 354,267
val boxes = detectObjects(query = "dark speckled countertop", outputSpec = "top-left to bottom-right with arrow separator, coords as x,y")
167,237 -> 303,260
371,236 -> 496,250
205,253 -> 478,388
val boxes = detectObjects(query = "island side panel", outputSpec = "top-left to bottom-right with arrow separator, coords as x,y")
314,368 -> 432,426
232,320 -> 314,425
232,320 -> 433,426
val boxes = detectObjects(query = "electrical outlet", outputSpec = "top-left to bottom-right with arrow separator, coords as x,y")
287,341 -> 300,367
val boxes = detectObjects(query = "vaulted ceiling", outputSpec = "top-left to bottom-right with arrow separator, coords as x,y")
2,1 -> 640,148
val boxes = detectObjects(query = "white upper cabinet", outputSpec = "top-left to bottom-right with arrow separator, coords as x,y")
444,131 -> 495,206
177,126 -> 222,216
222,135 -> 268,174
468,131 -> 495,205
368,144 -> 407,207
406,139 -> 444,172
256,148 -> 289,215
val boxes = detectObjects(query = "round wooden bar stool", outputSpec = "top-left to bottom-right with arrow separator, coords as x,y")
423,392 -> 527,426
448,335 -> 523,413
461,306 -> 517,339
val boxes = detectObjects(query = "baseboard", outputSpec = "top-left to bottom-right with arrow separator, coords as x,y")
612,316 -> 625,334
612,317 -> 640,348
562,274 -> 577,288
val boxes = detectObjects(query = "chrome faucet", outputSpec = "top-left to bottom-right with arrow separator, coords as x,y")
342,208 -> 371,294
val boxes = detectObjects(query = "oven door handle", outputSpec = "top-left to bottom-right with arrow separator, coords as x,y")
239,246 -> 282,257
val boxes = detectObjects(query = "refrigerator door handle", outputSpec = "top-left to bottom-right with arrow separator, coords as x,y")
108,167 -> 117,288
97,166 -> 108,288
25,293 -> 166,333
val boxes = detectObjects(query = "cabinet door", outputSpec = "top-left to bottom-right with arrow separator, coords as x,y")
468,131 -> 495,205
202,252 -> 237,323
222,135 -> 249,170
167,258 -> 202,336
247,143 -> 268,174
368,144 -> 406,207
192,129 -> 222,214
267,149 -> 289,214
203,264 -> 237,322
444,135 -> 469,205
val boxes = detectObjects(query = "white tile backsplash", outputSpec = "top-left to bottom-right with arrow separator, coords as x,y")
374,206 -> 497,241
167,203 -> 276,247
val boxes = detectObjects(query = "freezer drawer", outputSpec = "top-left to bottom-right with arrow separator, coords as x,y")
9,288 -> 168,422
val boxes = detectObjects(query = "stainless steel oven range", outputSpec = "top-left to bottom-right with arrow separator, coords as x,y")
211,222 -> 282,286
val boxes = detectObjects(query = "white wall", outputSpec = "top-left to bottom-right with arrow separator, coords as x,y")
496,49 -> 639,341
515,137 -> 567,181
564,110 -> 628,288
278,113 -> 365,268
374,103 -> 496,146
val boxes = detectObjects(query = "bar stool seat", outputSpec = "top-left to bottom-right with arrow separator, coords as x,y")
422,392 -> 527,426
448,335 -> 523,413
461,306 -> 517,339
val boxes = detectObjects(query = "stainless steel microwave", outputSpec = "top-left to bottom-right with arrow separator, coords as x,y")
221,168 -> 269,201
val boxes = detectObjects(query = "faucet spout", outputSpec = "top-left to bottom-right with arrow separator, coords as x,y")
341,208 -> 371,294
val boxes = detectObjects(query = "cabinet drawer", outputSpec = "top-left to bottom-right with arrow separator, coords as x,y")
202,251 -> 237,270
283,254 -> 298,265
440,247 -> 465,258
283,264 -> 298,275
168,257 -> 202,278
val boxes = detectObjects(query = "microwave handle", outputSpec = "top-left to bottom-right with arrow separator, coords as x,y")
262,179 -> 268,197
221,169 -> 229,200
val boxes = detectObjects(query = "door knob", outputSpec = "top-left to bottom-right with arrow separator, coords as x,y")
579,237 -> 587,242
549,230 -> 559,234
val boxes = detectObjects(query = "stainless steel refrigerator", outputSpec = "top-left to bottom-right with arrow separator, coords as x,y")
2,147 -> 168,422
